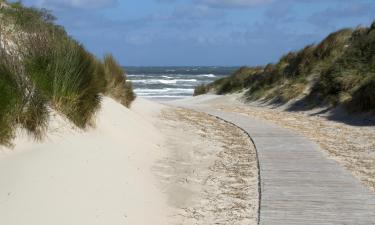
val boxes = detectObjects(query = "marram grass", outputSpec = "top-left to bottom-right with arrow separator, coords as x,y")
103,54 -> 136,107
196,22 -> 375,113
25,38 -> 103,128
0,1 -> 135,146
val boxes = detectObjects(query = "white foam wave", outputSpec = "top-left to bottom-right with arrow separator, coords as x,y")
197,74 -> 216,78
131,79 -> 197,84
143,95 -> 187,99
134,88 -> 194,95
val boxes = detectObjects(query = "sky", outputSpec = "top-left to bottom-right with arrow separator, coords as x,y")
19,0 -> 375,66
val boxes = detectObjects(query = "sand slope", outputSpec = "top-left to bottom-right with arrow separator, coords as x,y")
0,97 -> 169,225
0,96 -> 261,224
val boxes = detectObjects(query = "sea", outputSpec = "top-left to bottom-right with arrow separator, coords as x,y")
125,66 -> 237,100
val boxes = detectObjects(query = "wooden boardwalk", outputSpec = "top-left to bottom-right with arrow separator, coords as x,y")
170,102 -> 375,225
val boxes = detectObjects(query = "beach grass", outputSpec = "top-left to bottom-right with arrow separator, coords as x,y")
0,1 -> 135,146
0,61 -> 22,146
103,54 -> 136,107
195,23 -> 374,113
25,38 -> 104,128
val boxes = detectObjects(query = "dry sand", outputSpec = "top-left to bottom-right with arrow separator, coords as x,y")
0,97 -> 259,225
189,93 -> 375,193
155,107 -> 258,225
0,97 -> 169,225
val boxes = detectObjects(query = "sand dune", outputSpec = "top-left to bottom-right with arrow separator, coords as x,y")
0,97 -> 170,225
0,96 -> 259,225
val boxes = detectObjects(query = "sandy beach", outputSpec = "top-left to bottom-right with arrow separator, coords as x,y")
0,96 -> 259,225
2,93 -> 373,224
156,107 -> 258,224
2,1 -> 375,224
0,97 -> 170,225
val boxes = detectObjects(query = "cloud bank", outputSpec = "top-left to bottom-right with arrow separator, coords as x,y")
195,0 -> 273,8
21,0 -> 375,65
34,0 -> 118,9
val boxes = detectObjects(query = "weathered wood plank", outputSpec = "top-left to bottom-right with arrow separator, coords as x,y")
173,103 -> 375,225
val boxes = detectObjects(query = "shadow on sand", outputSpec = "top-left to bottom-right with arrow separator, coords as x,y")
244,95 -> 375,127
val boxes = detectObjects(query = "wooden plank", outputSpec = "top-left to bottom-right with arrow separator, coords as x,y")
175,103 -> 375,225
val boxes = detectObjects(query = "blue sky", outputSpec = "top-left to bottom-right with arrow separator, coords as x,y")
20,0 -> 375,66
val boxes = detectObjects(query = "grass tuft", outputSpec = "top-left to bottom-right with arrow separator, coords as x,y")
25,38 -> 103,128
0,1 -> 135,146
103,54 -> 136,107
196,22 -> 374,113
194,84 -> 209,96
0,61 -> 22,146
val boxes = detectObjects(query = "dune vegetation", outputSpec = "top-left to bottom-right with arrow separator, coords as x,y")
195,22 -> 375,113
0,1 -> 135,146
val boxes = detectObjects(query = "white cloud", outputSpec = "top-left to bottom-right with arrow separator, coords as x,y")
35,0 -> 118,9
194,0 -> 273,8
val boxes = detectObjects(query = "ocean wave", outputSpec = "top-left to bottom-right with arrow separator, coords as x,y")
128,72 -> 220,98
197,74 -> 216,78
134,88 -> 194,95
142,95 -> 187,98
131,79 -> 197,84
